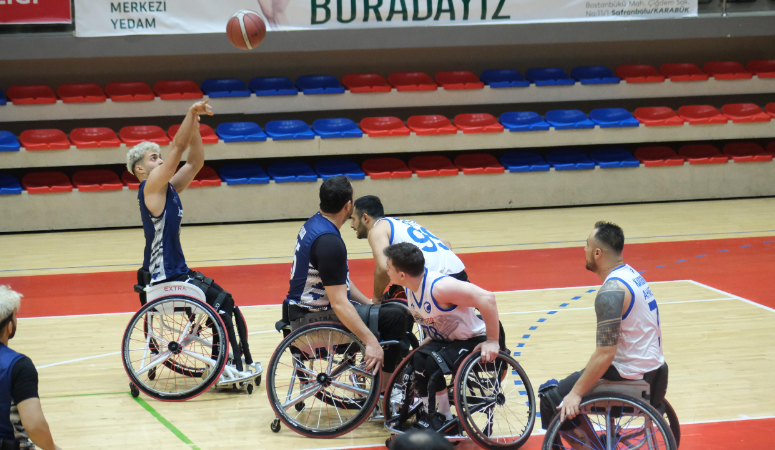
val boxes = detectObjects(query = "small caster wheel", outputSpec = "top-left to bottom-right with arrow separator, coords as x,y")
385,436 -> 394,449
295,401 -> 305,412
247,384 -> 254,395
270,418 -> 281,433
255,375 -> 261,387
148,368 -> 156,381
130,383 -> 140,398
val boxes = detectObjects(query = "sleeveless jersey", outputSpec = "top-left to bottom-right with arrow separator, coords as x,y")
139,181 -> 189,284
605,264 -> 665,379
0,344 -> 25,442
405,269 -> 485,342
286,212 -> 351,310
375,217 -> 465,275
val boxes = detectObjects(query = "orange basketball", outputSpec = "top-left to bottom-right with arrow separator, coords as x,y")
226,10 -> 266,50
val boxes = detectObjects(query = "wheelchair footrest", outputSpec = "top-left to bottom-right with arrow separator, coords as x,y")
215,362 -> 263,387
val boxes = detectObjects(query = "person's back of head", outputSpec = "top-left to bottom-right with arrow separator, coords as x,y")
390,429 -> 453,450
319,175 -> 353,214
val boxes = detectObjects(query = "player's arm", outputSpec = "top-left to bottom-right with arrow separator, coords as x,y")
348,277 -> 372,305
368,221 -> 392,302
18,399 -> 61,450
170,122 -> 205,194
560,279 -> 628,421
438,236 -> 452,249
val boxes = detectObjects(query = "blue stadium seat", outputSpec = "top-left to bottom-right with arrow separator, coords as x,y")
215,122 -> 267,142
500,151 -> 551,172
0,131 -> 20,151
525,68 -> 575,86
545,149 -> 596,170
219,164 -> 270,185
590,148 -> 641,168
545,110 -> 596,130
312,118 -> 363,139
571,66 -> 620,84
589,108 -> 640,128
480,70 -> 530,88
295,76 -> 345,94
268,162 -> 319,182
0,174 -> 22,195
500,112 -> 551,132
315,160 -> 366,180
249,77 -> 299,96
201,79 -> 251,97
0,89 -> 5,106
265,120 -> 316,140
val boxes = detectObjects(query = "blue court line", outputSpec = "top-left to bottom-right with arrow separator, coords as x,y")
572,296 -> 582,300
676,259 -> 686,263
522,334 -> 531,339
513,352 -> 521,357
547,311 -> 557,315
528,326 -> 537,330
586,289 -> 596,293
718,249 -> 728,252
537,318 -> 546,322
560,303 -> 569,307
766,241 -> 774,244
697,254 -> 706,258
516,343 -> 524,348
639,270 -> 647,274
741,245 -> 752,248
656,265 -> 666,268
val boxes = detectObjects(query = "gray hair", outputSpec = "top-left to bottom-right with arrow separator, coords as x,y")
126,141 -> 161,175
0,286 -> 21,322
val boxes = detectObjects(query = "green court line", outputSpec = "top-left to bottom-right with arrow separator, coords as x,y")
41,391 -> 127,399
131,394 -> 201,450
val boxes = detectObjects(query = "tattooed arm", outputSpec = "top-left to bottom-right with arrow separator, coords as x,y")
558,279 -> 629,421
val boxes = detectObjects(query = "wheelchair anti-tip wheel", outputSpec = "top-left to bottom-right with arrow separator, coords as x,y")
266,322 -> 381,438
542,393 -> 677,450
122,296 -> 229,401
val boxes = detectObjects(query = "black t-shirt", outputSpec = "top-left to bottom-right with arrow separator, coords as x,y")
11,357 -> 38,405
310,234 -> 348,287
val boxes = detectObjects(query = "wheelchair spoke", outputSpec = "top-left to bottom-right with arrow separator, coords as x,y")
136,350 -> 171,375
281,381 -> 322,410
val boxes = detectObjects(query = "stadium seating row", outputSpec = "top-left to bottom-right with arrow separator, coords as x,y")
1,104 -> 774,151
2,142 -> 772,194
1,60 -> 773,104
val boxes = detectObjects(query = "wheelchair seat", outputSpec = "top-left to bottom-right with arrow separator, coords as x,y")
587,379 -> 651,402
143,281 -> 207,303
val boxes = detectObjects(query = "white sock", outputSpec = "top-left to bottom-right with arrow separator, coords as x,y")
436,391 -> 453,420
421,396 -> 429,413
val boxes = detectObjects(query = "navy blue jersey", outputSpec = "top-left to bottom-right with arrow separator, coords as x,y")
139,181 -> 189,284
287,212 -> 350,310
0,344 -> 25,442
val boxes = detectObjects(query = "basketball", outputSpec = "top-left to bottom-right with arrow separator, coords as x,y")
226,10 -> 266,50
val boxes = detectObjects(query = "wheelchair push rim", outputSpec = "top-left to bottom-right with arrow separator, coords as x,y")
122,296 -> 229,401
266,322 -> 381,438
382,348 -> 430,435
542,393 -> 677,450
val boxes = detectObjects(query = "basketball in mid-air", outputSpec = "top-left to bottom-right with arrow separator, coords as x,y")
226,10 -> 266,50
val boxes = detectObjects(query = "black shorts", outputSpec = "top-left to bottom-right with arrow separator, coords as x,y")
416,335 -> 487,374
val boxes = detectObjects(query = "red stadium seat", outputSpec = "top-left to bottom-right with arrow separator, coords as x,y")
747,60 -> 775,79
105,82 -> 155,101
19,129 -> 71,151
72,170 -> 124,191
678,145 -> 728,164
703,61 -> 752,80
659,63 -> 709,81
634,147 -> 684,167
153,80 -> 203,100
70,128 -> 121,149
722,142 -> 773,162
119,126 -> 171,146
453,114 -> 504,133
454,154 -> 505,174
407,115 -> 457,135
633,107 -> 685,126
56,83 -> 107,103
768,141 -> 775,156
434,71 -> 484,90
362,158 -> 412,179
387,72 -> 438,91
341,74 -> 392,93
188,166 -> 221,187
408,156 -> 459,177
122,171 -> 141,189
676,105 -> 728,125
615,65 -> 665,83
720,103 -> 771,123
167,123 -> 219,143
360,117 -> 411,137
764,103 -> 775,119
21,172 -> 73,194
7,85 -> 57,105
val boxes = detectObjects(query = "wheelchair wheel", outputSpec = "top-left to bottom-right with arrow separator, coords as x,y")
266,322 -> 381,438
454,351 -> 535,450
663,399 -> 680,449
122,296 -> 229,401
542,393 -> 677,450
383,348 -> 427,434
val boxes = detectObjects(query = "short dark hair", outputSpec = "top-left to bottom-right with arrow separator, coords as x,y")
594,221 -> 625,254
390,430 -> 453,450
384,243 -> 425,277
319,176 -> 353,214
354,195 -> 385,219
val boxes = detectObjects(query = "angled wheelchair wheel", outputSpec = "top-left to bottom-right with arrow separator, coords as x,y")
454,351 -> 536,450
122,296 -> 229,401
383,348 -> 426,434
266,322 -> 381,438
542,393 -> 677,450
662,399 -> 680,449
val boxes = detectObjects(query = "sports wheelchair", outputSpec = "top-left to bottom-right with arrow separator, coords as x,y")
541,375 -> 680,450
121,281 -> 263,401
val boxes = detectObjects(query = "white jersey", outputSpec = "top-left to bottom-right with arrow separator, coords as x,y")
376,217 -> 465,275
405,269 -> 486,342
606,264 -> 665,379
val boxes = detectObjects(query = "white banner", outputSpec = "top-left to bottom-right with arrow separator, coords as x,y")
74,0 -> 698,37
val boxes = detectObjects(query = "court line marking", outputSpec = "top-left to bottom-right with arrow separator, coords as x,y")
688,280 -> 775,314
36,351 -> 120,370
499,297 -> 735,316
131,394 -> 201,450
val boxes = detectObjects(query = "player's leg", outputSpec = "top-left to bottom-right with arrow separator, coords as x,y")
377,304 -> 413,392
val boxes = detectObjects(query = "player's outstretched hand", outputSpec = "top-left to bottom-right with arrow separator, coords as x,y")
190,100 -> 214,121
363,342 -> 384,375
475,339 -> 500,362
